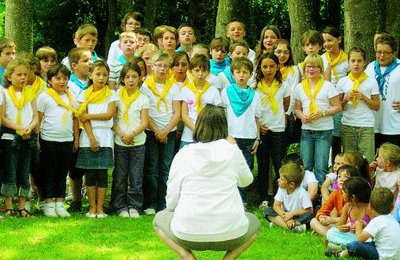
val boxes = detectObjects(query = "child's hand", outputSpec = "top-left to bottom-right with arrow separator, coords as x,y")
370,160 -> 378,171
319,216 -> 331,225
285,219 -> 296,229
90,139 -> 99,152
121,133 -> 134,144
260,124 -> 268,135
79,113 -> 90,122
73,139 -> 79,153
282,211 -> 294,222
21,128 -> 32,140
156,130 -> 168,144
338,223 -> 350,232
251,140 -> 260,155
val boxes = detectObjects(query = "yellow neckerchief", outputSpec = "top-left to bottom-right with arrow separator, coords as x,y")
185,73 -> 211,113
325,50 -> 347,82
7,85 -> 35,135
144,74 -> 174,112
29,76 -> 46,98
257,79 -> 280,115
280,66 -> 295,82
118,87 -> 141,125
75,85 -> 112,116
301,77 -> 324,115
46,88 -> 76,125
348,72 -> 368,108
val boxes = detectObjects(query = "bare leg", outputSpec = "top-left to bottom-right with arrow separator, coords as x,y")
5,196 -> 13,209
17,196 -> 26,210
155,228 -> 197,260
96,188 -> 107,214
86,186 -> 97,214
267,215 -> 289,229
310,218 -> 330,236
222,234 -> 258,260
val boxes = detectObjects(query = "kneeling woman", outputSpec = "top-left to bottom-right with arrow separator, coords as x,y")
153,104 -> 260,260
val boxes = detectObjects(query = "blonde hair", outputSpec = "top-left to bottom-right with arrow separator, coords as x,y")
379,143 -> 400,166
163,26 -> 178,39
137,43 -> 159,58
119,32 -> 137,41
303,54 -> 324,74
74,24 -> 98,40
153,25 -> 168,41
3,58 -> 30,88
150,51 -> 172,65
279,163 -> 303,187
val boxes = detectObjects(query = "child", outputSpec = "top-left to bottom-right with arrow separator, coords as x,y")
153,25 -> 168,49
311,164 -> 359,236
321,153 -> 344,203
137,43 -> 159,77
342,152 -> 371,183
108,32 -> 137,89
0,38 -> 16,86
135,27 -> 152,50
1,58 -> 38,217
225,20 -> 256,62
254,25 -> 282,66
35,46 -> 57,80
264,163 -> 314,232
62,24 -> 101,70
111,63 -> 149,218
37,64 -> 78,218
140,52 -> 181,214
218,40 -> 249,89
255,52 -> 290,205
75,60 -> 117,218
221,57 -> 261,201
177,23 -> 196,55
326,177 -> 371,249
338,47 -> 380,162
332,188 -> 400,259
171,52 -> 189,86
294,54 -> 341,185
180,54 -> 221,148
370,143 -> 400,200
161,26 -> 178,57
107,11 -> 144,64
298,30 -> 324,80
209,37 -> 229,76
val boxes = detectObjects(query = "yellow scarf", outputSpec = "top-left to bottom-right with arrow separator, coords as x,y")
348,72 -> 368,107
186,74 -> 211,113
75,85 -> 113,116
280,66 -> 295,82
144,75 -> 174,112
325,50 -> 347,82
7,86 -> 35,135
301,77 -> 324,115
118,87 -> 141,124
29,76 -> 46,98
257,79 -> 280,115
46,88 -> 76,125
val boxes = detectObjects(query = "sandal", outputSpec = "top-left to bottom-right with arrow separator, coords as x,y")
16,208 -> 34,218
4,208 -> 15,217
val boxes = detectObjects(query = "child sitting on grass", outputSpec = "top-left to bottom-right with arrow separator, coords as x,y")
321,153 -> 344,204
264,163 -> 314,232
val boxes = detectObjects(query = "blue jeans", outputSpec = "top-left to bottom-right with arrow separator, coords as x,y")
235,138 -> 255,202
256,131 -> 287,201
346,241 -> 379,260
1,137 -> 32,197
111,144 -> 145,212
300,130 -> 332,185
143,130 -> 176,211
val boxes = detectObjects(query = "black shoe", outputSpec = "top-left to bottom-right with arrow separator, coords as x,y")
68,201 -> 82,212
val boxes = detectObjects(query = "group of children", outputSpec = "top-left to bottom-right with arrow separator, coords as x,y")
0,10 -> 400,259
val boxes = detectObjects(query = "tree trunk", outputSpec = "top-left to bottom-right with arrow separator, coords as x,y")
344,0 -> 381,61
325,0 -> 342,29
5,0 -> 33,53
105,0 -> 117,58
287,0 -> 318,63
384,0 -> 400,53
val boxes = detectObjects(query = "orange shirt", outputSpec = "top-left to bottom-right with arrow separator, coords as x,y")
316,190 -> 345,220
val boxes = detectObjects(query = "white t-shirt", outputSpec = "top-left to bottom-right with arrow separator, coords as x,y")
208,74 -> 223,90
284,66 -> 300,115
374,167 -> 400,200
274,187 -> 313,212
221,88 -> 261,139
363,214 -> 400,260
78,90 -> 118,148
294,80 -> 339,131
2,89 -> 34,130
338,75 -> 379,128
107,40 -> 122,65
365,61 -> 400,134
217,71 -> 232,90
37,92 -> 76,142
140,82 -> 181,131
180,86 -> 221,142
300,170 -> 318,191
321,53 -> 349,85
257,81 -> 290,132
115,92 -> 149,147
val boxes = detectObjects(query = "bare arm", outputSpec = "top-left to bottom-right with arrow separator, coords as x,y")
355,220 -> 371,242
80,101 -> 116,122
283,96 -> 290,112
181,101 -> 195,131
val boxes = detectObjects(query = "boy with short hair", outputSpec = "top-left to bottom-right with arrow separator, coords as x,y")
218,40 -> 249,89
209,37 -> 229,76
332,187 -> 400,259
135,27 -> 152,50
109,32 -> 137,89
0,38 -> 16,86
225,20 -> 256,63
177,23 -> 196,55
62,23 -> 101,70
264,163 -> 314,232
298,30 -> 324,80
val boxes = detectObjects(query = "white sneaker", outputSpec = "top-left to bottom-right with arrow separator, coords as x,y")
96,213 -> 108,219
129,208 -> 140,218
44,203 -> 57,217
86,212 -> 97,218
119,210 -> 130,218
24,201 -> 31,212
143,208 -> 156,215
269,222 -> 276,228
56,206 -> 71,218
292,224 -> 307,233
259,200 -> 269,209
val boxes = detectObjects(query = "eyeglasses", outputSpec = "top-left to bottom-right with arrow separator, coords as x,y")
274,50 -> 290,55
305,65 -> 320,70
376,51 -> 393,56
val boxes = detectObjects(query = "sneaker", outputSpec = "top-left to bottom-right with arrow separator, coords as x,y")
129,208 -> 140,218
68,201 -> 82,213
119,210 -> 130,218
44,203 -> 57,217
86,212 -> 96,218
64,188 -> 73,202
259,200 -> 269,209
37,201 -> 46,212
56,206 -> 71,218
325,247 -> 343,257
24,201 -> 31,212
143,208 -> 156,215
96,213 -> 108,219
292,224 -> 307,233
269,222 -> 276,228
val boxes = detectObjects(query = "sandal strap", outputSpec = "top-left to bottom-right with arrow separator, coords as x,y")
17,208 -> 33,217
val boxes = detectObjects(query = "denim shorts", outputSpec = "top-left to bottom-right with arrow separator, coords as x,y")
75,147 -> 114,169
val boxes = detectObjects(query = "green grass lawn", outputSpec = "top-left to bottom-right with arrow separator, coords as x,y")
0,208 -> 360,260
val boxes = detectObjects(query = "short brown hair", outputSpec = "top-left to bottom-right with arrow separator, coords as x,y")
279,163 -> 303,187
209,37 -> 229,52
74,24 -> 98,40
193,104 -> 228,143
189,54 -> 209,71
68,47 -> 91,68
301,30 -> 323,47
35,46 -> 57,62
0,38 -> 16,53
120,11 -> 144,31
370,187 -> 394,214
231,56 -> 253,73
